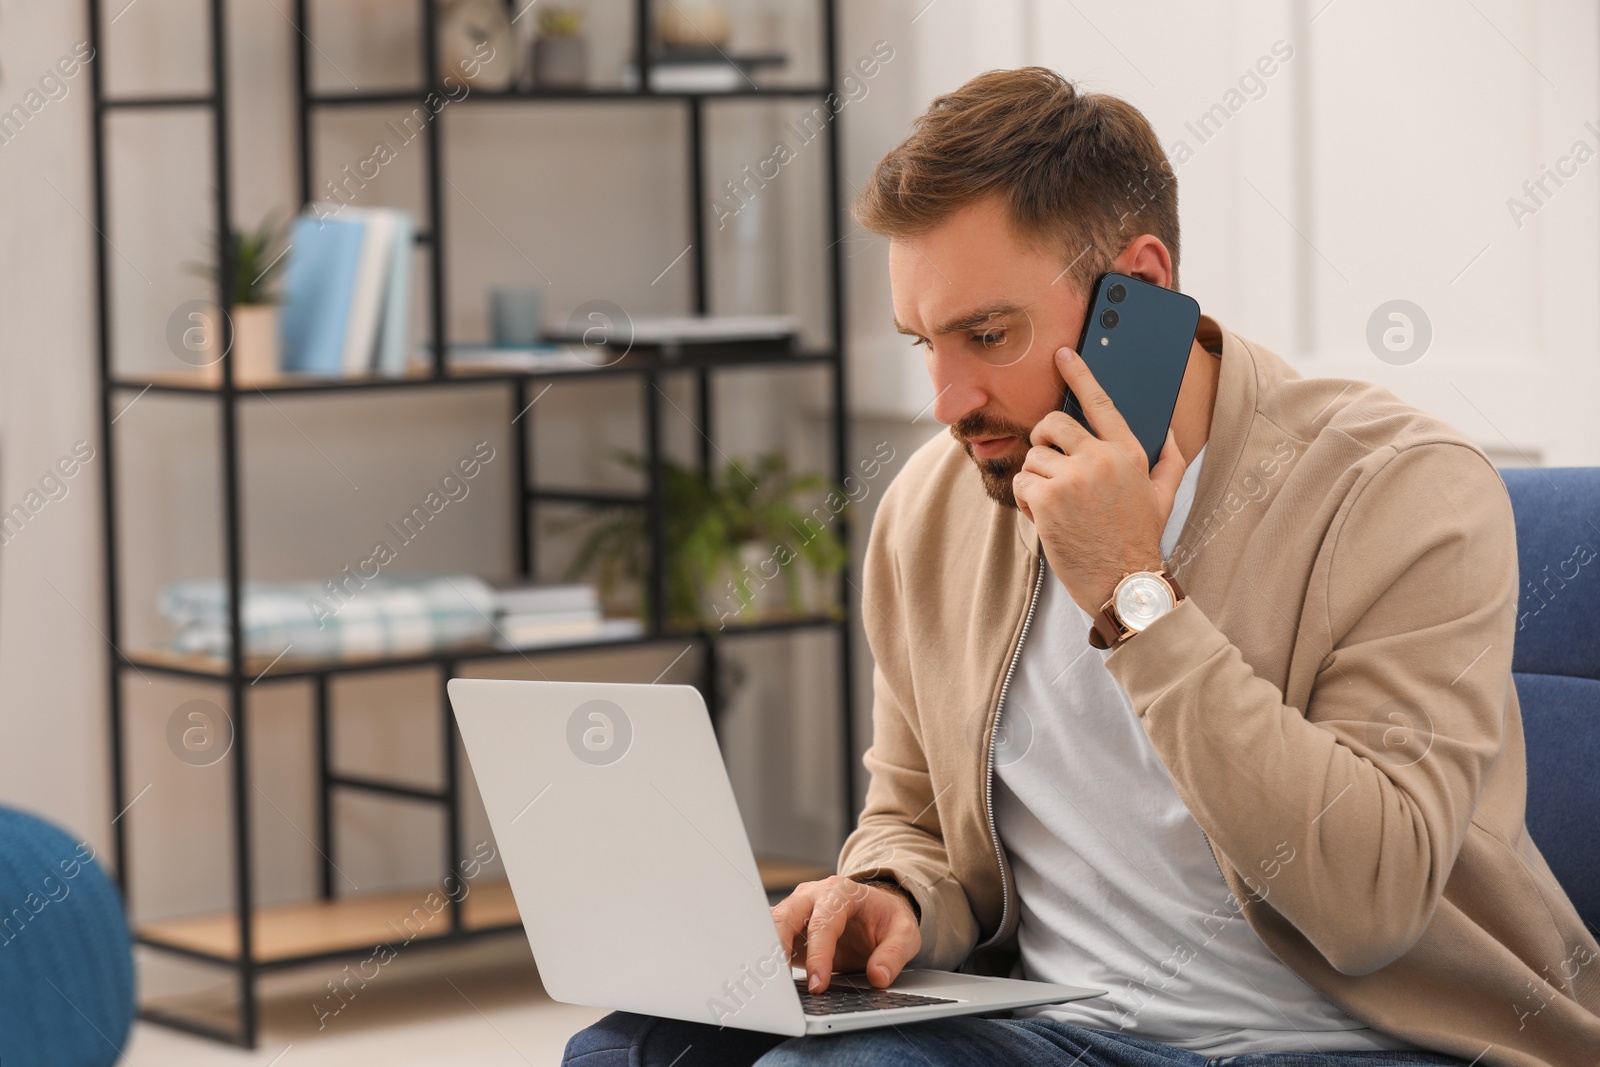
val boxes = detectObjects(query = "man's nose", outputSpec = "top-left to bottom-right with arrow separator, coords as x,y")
927,354 -> 987,426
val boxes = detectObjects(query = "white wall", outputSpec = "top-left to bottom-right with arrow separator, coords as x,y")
0,0 -> 114,855
844,0 -> 1600,465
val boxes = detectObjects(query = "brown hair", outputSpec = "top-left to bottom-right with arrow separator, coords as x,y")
853,67 -> 1181,296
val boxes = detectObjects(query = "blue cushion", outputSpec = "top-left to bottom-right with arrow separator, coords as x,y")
1501,467 -> 1600,680
1501,467 -> 1600,933
1513,672 -> 1600,929
0,808 -> 134,1067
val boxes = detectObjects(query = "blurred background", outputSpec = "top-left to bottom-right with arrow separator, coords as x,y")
0,0 -> 1594,1061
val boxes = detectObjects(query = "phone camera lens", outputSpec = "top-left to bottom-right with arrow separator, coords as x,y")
1107,283 -> 1127,304
1100,308 -> 1120,329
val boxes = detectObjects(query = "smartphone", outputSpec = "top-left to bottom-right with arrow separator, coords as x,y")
1062,271 -> 1201,471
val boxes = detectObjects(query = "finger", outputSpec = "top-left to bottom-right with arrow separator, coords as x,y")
1028,409 -> 1089,454
1056,346 -> 1136,449
1149,427 -> 1187,503
1018,442 -> 1068,479
803,886 -> 859,993
864,917 -> 918,989
771,888 -> 815,966
1011,471 -> 1037,522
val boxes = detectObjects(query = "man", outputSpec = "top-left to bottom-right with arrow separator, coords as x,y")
564,68 -> 1600,1067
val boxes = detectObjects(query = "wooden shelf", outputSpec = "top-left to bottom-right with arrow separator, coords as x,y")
305,84 -> 832,107
122,609 -> 846,682
109,350 -> 837,397
112,369 -> 451,393
751,857 -> 835,892
97,0 -> 854,1046
122,627 -> 653,679
139,881 -> 507,964
137,858 -> 833,966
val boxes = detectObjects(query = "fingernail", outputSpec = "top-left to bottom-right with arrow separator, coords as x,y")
1058,346 -> 1076,362
808,972 -> 821,992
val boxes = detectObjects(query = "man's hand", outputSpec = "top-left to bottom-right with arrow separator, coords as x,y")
771,875 -> 921,994
1013,345 -> 1188,617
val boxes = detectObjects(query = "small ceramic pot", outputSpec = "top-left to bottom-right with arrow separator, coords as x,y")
230,304 -> 280,385
533,36 -> 587,88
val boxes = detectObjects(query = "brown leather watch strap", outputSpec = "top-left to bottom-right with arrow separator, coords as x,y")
1089,570 -> 1185,651
1088,605 -> 1126,651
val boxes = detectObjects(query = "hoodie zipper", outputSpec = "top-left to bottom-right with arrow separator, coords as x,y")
975,551 -> 1045,953
1197,827 -> 1231,899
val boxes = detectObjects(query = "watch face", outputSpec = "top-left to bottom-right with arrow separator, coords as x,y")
1114,573 -> 1175,633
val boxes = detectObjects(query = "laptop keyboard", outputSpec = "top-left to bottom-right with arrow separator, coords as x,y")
794,977 -> 957,1016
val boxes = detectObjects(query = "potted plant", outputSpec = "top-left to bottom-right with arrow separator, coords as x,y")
533,4 -> 587,88
561,450 -> 847,630
186,215 -> 289,386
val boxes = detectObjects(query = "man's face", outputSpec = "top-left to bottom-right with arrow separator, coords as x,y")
890,196 -> 1092,509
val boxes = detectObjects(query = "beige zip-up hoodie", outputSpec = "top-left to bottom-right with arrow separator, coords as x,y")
837,314 -> 1600,1066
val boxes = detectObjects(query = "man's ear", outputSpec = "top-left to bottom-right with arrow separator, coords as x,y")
1112,235 -> 1174,289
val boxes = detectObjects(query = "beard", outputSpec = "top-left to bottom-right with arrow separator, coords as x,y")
950,412 -> 1034,510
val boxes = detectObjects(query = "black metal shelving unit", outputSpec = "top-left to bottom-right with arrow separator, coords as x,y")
89,0 -> 853,1047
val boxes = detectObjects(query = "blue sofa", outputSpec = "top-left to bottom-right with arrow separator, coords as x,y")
1502,466 -> 1600,932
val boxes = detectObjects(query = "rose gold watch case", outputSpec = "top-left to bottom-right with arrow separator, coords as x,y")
1089,569 -> 1186,650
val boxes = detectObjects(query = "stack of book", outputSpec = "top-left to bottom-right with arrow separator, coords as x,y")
157,573 -> 497,660
621,51 -> 788,93
540,313 -> 800,363
492,583 -> 643,649
279,205 -> 415,378
446,343 -> 600,374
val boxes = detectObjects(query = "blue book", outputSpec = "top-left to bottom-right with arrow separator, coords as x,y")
279,213 -> 366,376
373,209 -> 415,377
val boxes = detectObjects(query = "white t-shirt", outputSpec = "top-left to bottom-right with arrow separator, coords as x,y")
994,442 -> 1423,1055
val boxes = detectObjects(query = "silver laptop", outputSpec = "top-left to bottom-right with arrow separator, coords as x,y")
446,678 -> 1104,1036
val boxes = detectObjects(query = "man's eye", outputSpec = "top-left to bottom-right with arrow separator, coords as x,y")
908,336 -> 928,347
974,329 -> 1006,348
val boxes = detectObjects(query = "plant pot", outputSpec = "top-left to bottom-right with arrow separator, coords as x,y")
183,307 -> 225,385
797,563 -> 838,620
534,36 -> 587,88
195,304 -> 279,387
231,304 -> 281,386
731,541 -> 791,620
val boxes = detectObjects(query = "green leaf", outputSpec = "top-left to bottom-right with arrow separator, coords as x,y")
187,213 -> 291,306
561,449 -> 850,628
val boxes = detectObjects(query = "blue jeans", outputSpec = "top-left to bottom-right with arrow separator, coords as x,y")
561,1011 -> 1473,1067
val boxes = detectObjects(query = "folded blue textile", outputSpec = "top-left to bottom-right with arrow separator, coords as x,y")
157,573 -> 497,660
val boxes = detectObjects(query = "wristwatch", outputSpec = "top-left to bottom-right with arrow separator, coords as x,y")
1088,568 -> 1186,651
